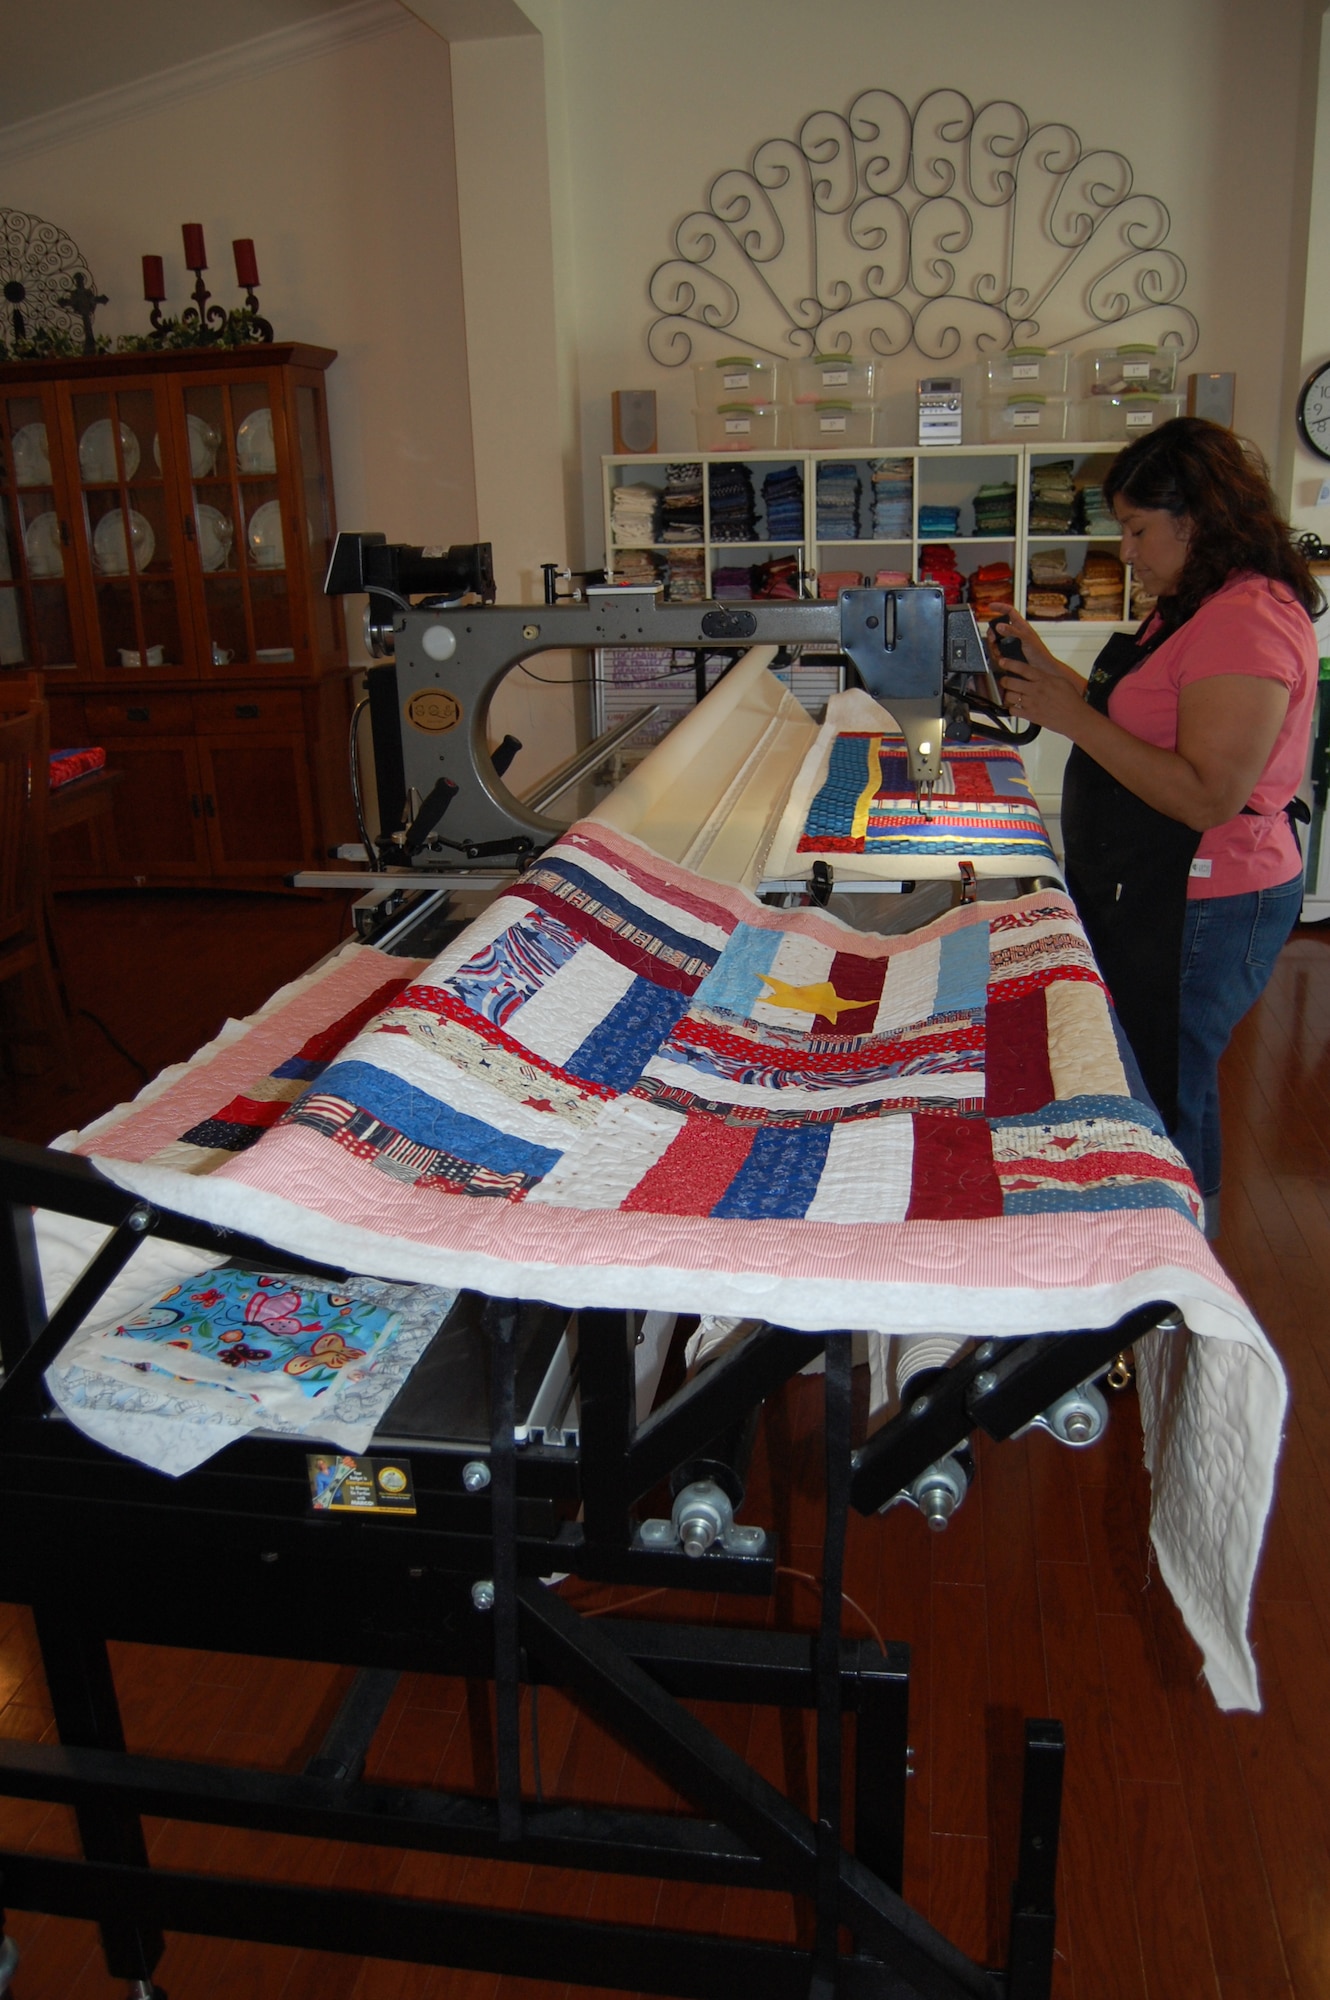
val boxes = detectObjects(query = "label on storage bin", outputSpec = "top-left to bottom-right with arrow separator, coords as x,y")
819,415 -> 848,433
723,370 -> 752,389
1012,411 -> 1040,427
1011,363 -> 1040,380
819,368 -> 850,386
1122,361 -> 1151,379
724,417 -> 752,435
1126,411 -> 1155,428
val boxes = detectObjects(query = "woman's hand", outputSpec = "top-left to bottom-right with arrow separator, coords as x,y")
985,604 -> 1088,736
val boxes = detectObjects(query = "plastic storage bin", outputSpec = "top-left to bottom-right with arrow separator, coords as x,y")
695,403 -> 784,451
1087,391 -> 1184,442
793,400 -> 876,448
983,347 -> 1069,396
692,355 -> 785,407
982,395 -> 1070,442
793,354 -> 877,403
1083,343 -> 1178,398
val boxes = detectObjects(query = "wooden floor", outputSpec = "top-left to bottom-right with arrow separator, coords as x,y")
1,890 -> 1329,1999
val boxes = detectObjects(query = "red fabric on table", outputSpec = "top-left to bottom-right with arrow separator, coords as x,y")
984,986 -> 1056,1117
49,747 -> 106,789
905,1111 -> 1003,1219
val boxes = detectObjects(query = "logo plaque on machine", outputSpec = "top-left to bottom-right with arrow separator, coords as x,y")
406,689 -> 462,733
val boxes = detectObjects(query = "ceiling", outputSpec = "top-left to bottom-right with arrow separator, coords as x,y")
0,0 -> 535,136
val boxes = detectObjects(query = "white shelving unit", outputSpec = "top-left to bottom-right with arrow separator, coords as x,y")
597,445 -> 1140,828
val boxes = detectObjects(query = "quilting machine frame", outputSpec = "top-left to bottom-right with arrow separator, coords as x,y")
0,1133 -> 1175,2000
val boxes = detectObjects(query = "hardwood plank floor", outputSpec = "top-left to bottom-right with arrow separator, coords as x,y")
0,895 -> 1328,1997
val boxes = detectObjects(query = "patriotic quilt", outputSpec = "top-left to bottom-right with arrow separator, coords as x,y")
798,733 -> 1056,864
77,823 -> 1286,1710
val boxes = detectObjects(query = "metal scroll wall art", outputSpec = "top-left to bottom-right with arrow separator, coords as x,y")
647,89 -> 1198,368
1,209 -> 105,354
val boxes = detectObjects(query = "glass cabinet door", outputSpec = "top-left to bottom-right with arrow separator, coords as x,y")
69,382 -> 188,675
0,388 -> 81,673
178,375 -> 294,672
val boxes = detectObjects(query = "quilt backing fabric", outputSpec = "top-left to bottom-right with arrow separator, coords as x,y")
81,822 -> 1286,1711
798,734 -> 1057,864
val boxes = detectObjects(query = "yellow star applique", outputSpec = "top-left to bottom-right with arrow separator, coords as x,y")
756,974 -> 864,1021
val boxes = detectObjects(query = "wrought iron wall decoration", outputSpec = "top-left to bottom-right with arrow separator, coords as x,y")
1,209 -> 104,353
647,89 -> 1198,368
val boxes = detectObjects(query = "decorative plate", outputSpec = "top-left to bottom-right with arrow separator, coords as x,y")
153,413 -> 221,480
194,503 -> 234,573
93,508 -> 155,576
24,511 -> 64,577
12,422 -> 51,487
246,499 -> 285,568
236,407 -> 275,474
79,417 -> 140,484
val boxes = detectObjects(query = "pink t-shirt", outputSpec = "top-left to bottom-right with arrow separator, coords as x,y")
1106,573 -> 1317,899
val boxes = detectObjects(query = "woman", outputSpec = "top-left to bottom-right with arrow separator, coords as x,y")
991,416 -> 1320,1233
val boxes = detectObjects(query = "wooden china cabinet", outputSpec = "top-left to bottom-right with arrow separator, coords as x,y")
0,343 -> 356,889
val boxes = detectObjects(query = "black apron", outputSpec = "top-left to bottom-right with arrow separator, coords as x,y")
1060,629 -> 1201,1130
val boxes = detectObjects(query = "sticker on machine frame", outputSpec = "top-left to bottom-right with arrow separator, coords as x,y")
406,689 -> 461,732
307,1452 -> 416,1513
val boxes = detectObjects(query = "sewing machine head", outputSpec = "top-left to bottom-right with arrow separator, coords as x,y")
325,534 -> 1002,869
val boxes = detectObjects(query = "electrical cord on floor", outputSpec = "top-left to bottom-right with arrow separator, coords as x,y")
76,1008 -> 151,1082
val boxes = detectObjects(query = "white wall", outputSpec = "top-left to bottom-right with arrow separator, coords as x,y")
1291,4 -> 1330,531
515,0 -> 1320,565
1,9 -> 478,610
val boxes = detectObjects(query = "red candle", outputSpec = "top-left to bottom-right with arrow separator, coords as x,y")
142,255 -> 165,302
181,223 -> 207,271
233,238 -> 260,289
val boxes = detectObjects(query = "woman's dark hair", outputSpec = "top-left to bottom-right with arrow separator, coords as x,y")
1103,415 -> 1323,630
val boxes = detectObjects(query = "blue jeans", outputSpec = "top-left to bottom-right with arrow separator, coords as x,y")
1175,874 -> 1303,1201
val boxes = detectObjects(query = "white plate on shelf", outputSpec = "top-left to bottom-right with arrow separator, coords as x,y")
12,423 -> 51,487
154,413 -> 221,480
79,417 -> 140,483
236,407 -> 275,474
93,508 -> 155,576
194,502 -> 234,573
24,511 -> 63,578
246,499 -> 285,568
254,646 -> 295,662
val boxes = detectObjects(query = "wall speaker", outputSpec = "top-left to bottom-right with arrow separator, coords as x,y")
612,390 -> 657,453
1186,372 -> 1236,427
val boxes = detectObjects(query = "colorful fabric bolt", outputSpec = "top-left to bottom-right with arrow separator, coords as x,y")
49,746 -> 106,788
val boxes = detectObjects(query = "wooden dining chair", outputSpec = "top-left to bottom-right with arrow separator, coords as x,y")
0,700 -> 77,1081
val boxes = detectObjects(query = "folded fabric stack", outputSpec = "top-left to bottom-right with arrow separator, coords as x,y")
918,543 -> 964,604
868,458 -> 913,538
1029,459 -> 1076,534
1026,547 -> 1076,621
752,553 -> 802,599
1078,550 -> 1126,620
712,565 -> 754,599
611,481 -> 660,547
48,1265 -> 458,1477
968,561 -> 1014,623
1079,481 -> 1117,537
817,569 -> 863,599
873,568 -> 912,586
665,550 -> 706,603
661,463 -> 704,544
709,462 -> 757,541
613,547 -> 662,589
816,461 -> 862,539
918,504 -> 961,537
762,463 -> 805,541
971,482 -> 1017,535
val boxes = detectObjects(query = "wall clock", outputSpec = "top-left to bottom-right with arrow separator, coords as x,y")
1295,361 -> 1330,462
